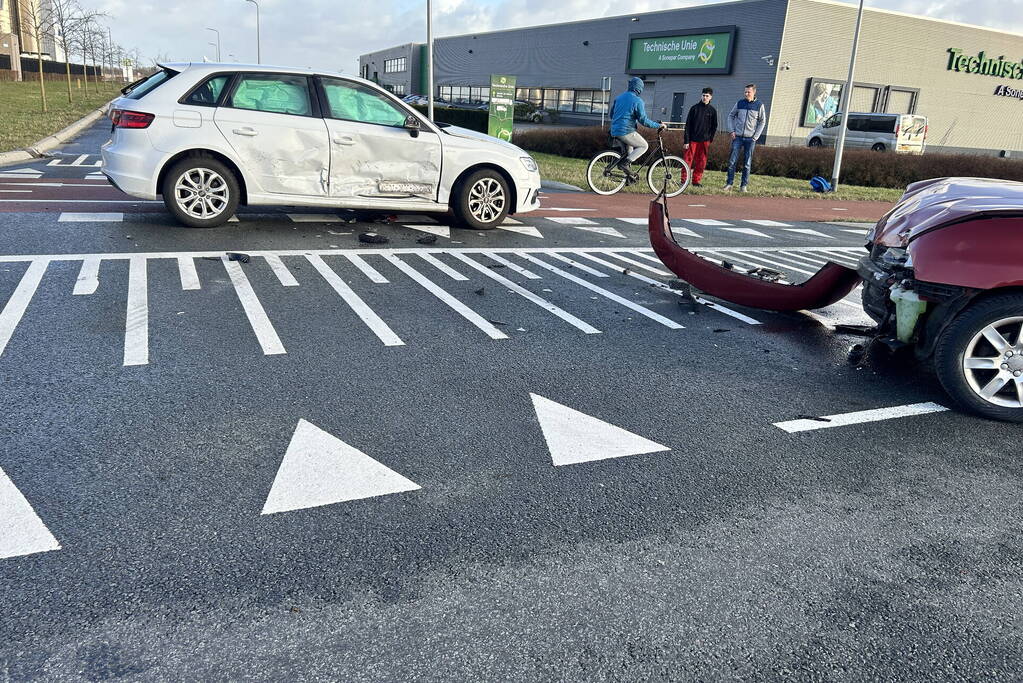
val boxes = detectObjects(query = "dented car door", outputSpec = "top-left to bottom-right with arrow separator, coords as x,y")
214,73 -> 329,197
318,77 -> 441,204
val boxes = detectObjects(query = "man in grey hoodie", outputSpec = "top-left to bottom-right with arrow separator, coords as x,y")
724,83 -> 768,192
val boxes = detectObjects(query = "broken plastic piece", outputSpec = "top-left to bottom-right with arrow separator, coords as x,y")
358,232 -> 389,244
416,234 -> 438,245
227,252 -> 250,263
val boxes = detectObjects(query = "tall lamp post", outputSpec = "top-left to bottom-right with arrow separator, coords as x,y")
426,0 -> 434,120
830,0 -> 865,192
245,0 -> 261,64
206,27 -> 221,61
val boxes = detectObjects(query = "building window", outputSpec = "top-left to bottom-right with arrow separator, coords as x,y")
384,84 -> 406,96
573,89 -> 608,114
384,57 -> 407,73
361,64 -> 369,79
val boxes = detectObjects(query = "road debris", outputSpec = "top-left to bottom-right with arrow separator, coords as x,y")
358,232 -> 389,244
474,287 -> 485,296
227,252 -> 250,263
416,234 -> 438,245
847,343 -> 866,366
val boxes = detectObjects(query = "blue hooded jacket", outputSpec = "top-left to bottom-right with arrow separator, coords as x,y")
609,77 -> 659,137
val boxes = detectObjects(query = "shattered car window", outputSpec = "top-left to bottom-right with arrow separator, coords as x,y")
229,74 -> 312,117
321,78 -> 407,127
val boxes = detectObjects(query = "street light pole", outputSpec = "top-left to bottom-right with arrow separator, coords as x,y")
245,0 -> 261,64
830,0 -> 865,192
206,27 -> 221,61
426,0 -> 434,121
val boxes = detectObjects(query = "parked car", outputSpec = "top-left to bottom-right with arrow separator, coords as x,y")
101,63 -> 541,230
648,177 -> 1023,421
806,112 -> 928,154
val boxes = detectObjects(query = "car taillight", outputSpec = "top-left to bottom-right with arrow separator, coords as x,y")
110,109 -> 155,129
923,125 -> 928,140
894,124 -> 900,137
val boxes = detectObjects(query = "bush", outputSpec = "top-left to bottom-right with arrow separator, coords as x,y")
412,105 -> 488,133
514,126 -> 1023,189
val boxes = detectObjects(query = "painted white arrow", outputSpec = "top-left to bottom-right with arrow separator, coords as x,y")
530,393 -> 670,466
497,223 -> 543,238
262,420 -> 420,515
0,466 -> 61,560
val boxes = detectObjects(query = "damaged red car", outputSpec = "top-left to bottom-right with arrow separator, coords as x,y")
650,177 -> 1023,421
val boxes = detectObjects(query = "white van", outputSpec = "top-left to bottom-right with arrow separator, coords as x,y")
806,112 -> 928,154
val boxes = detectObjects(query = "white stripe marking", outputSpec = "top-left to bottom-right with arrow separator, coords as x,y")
545,252 -> 609,277
670,226 -> 703,238
519,254 -> 683,329
0,190 -> 32,193
547,217 -> 597,225
497,223 -> 544,238
617,218 -> 648,225
745,220 -> 792,227
774,402 -> 949,433
502,218 -> 522,225
58,212 -> 123,222
711,250 -> 814,277
383,255 -> 508,340
177,257 -> 201,290
685,219 -> 730,226
483,252 -> 541,280
403,224 -> 450,239
222,256 -> 287,356
0,260 -> 48,358
345,254 -> 390,284
288,213 -> 342,223
842,229 -> 868,235
722,227 -> 772,239
0,466 -> 61,560
73,257 -> 100,295
449,253 -> 600,334
123,256 -> 149,366
264,255 -> 299,287
573,226 -> 626,238
307,255 -> 404,347
417,253 -> 469,281
784,228 -> 833,239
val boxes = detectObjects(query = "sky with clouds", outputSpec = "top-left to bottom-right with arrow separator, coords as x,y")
82,0 -> 1020,72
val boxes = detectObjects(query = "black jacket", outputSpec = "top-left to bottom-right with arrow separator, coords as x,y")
684,101 -> 718,143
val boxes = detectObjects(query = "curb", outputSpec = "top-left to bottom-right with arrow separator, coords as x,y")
541,179 -> 585,193
0,107 -> 107,168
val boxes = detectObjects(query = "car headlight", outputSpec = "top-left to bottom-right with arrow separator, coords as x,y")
520,156 -> 538,173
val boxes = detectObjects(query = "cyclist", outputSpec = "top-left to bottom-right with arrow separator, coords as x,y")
609,77 -> 666,183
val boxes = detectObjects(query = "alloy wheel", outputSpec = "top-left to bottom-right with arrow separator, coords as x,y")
175,167 -> 230,220
467,177 -> 506,224
962,316 -> 1023,408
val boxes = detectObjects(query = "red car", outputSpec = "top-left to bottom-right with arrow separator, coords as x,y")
649,177 -> 1023,421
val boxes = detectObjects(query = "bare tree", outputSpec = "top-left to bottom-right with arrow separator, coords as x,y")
17,0 -> 57,112
50,0 -> 104,102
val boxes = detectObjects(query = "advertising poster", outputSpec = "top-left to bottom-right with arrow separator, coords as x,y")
626,27 -> 736,75
804,80 -> 843,127
488,74 -> 516,142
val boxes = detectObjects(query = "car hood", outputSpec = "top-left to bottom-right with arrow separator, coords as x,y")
441,125 -> 524,155
870,177 -> 1023,247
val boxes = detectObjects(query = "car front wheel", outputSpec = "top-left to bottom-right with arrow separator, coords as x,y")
934,293 -> 1023,422
162,157 -> 239,228
451,169 -> 510,230
808,137 -> 823,148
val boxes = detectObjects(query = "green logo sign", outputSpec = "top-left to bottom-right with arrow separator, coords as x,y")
627,27 -> 735,75
946,48 -> 1023,80
488,74 -> 516,142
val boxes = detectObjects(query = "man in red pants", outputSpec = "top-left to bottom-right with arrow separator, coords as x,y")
683,88 -> 718,187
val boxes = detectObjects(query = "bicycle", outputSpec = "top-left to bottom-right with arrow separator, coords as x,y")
585,128 -> 691,197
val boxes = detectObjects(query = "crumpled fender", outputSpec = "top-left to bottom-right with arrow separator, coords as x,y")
648,196 -> 862,311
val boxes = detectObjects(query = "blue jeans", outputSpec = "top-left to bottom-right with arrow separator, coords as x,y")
727,137 -> 756,187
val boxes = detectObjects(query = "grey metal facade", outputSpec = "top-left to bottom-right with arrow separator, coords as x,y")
359,42 -> 423,97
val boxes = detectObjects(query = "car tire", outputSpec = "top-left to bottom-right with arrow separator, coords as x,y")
808,137 -> 823,148
451,169 -> 510,230
871,143 -> 886,152
162,157 -> 240,228
530,113 -> 542,123
934,293 -> 1023,422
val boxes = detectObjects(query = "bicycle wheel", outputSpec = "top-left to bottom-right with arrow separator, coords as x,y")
647,156 -> 691,197
586,151 -> 627,195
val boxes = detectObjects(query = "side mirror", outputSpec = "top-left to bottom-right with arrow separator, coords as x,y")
404,115 -> 421,138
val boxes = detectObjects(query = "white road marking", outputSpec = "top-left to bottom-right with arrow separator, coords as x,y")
745,220 -> 791,227
519,254 -> 684,329
822,249 -> 864,266
618,218 -> 649,225
288,213 -> 342,223
784,228 -> 833,239
832,207 -> 849,211
306,254 -> 405,347
383,254 -> 508,340
0,260 -> 48,359
482,252 -> 541,280
502,218 -> 522,225
542,207 -> 596,212
222,256 -> 287,356
0,190 -> 32,193
545,252 -> 610,277
496,223 -> 543,238
449,253 -> 601,334
403,224 -> 450,239
263,254 -> 299,287
0,466 -> 61,560
177,257 -> 201,290
417,253 -> 469,281
774,402 -> 949,433
123,256 -> 149,367
73,256 -> 101,295
262,419 -> 421,515
345,254 -> 390,284
59,212 -> 123,222
842,229 -> 868,235
0,199 -> 161,204
711,250 -> 814,276
722,227 -> 772,239
670,226 -> 703,238
573,226 -> 626,238
547,217 -> 597,225
685,219 -> 730,226
531,393 -> 670,466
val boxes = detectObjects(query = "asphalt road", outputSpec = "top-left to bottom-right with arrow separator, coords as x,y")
1,124 -> 1022,681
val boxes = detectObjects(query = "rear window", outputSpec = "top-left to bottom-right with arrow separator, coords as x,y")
900,115 -> 927,135
866,116 -> 897,133
123,69 -> 178,100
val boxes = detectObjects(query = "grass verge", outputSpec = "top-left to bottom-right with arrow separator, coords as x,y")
533,152 -> 904,202
0,80 -> 123,152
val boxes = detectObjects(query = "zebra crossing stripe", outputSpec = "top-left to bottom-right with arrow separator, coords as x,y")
345,254 -> 390,284
545,253 -> 609,277
745,220 -> 791,227
306,254 -> 405,347
177,257 -> 201,291
222,255 -> 287,356
418,253 -> 469,281
482,252 -> 541,280
123,256 -> 149,367
73,257 -> 101,295
0,260 -> 48,359
263,254 -> 299,287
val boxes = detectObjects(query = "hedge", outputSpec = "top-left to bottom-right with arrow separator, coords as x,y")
412,105 -> 488,134
514,126 -> 1023,189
